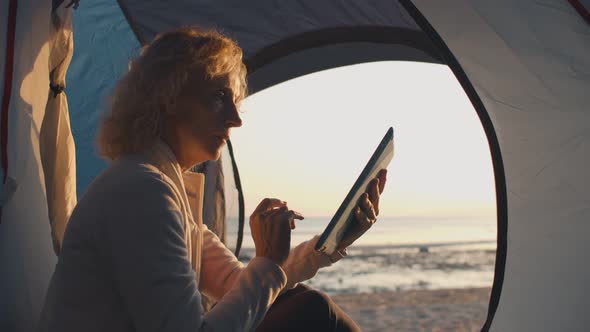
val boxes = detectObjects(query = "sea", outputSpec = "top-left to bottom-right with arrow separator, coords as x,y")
227,217 -> 496,295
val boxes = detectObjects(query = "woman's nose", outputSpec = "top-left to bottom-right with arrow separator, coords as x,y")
225,102 -> 242,128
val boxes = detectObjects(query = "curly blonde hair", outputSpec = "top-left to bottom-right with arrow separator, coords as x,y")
97,27 -> 247,160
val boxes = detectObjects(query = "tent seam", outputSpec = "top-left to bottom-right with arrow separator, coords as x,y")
568,0 -> 590,25
115,0 -> 145,45
244,26 -> 443,73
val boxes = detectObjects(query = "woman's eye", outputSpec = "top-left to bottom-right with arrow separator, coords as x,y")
215,90 -> 226,100
212,90 -> 226,106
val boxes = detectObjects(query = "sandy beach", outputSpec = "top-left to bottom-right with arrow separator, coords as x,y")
238,221 -> 496,331
331,287 -> 491,332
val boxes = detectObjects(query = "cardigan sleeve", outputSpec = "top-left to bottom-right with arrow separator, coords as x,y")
280,235 -> 347,292
104,171 -> 286,332
198,221 -> 347,300
198,225 -> 245,301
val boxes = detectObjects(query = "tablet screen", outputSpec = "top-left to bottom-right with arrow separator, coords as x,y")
314,127 -> 394,255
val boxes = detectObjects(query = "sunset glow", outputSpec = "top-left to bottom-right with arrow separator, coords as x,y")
231,61 -> 496,220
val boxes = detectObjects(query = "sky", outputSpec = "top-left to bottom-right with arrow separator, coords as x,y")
229,61 -> 496,221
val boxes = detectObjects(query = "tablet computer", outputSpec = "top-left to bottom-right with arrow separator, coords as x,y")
314,127 -> 394,255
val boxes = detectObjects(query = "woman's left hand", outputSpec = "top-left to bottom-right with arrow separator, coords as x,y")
337,169 -> 387,251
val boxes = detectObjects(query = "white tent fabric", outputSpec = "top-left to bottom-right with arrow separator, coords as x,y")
1,0 -> 589,331
412,1 -> 590,330
0,1 -> 59,331
39,3 -> 77,255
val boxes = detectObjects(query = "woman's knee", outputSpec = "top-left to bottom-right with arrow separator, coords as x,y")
297,289 -> 335,320
301,289 -> 331,306
259,286 -> 360,332
298,288 -> 360,332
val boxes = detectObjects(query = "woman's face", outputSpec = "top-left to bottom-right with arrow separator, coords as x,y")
164,70 -> 243,169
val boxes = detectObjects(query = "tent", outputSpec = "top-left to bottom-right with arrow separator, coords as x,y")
1,0 -> 589,331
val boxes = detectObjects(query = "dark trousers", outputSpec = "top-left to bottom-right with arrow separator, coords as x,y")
256,284 -> 361,332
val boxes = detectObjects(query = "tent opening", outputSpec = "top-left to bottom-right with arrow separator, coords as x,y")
231,61 -> 497,331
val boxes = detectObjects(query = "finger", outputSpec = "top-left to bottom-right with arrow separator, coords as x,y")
266,208 -> 298,231
360,193 -> 377,220
282,210 -> 304,230
354,206 -> 374,228
290,210 -> 305,220
279,209 -> 295,232
254,198 -> 287,214
280,210 -> 303,223
368,178 -> 380,216
265,206 -> 288,220
377,169 -> 387,193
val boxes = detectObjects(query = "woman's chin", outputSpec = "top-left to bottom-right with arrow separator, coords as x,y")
206,148 -> 223,161
200,139 -> 225,161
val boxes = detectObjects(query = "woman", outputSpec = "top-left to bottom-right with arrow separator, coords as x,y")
39,27 -> 387,332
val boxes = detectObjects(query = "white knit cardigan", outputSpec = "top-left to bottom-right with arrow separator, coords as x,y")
38,141 -> 344,332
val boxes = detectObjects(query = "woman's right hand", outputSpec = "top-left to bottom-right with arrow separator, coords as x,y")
249,198 -> 304,266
